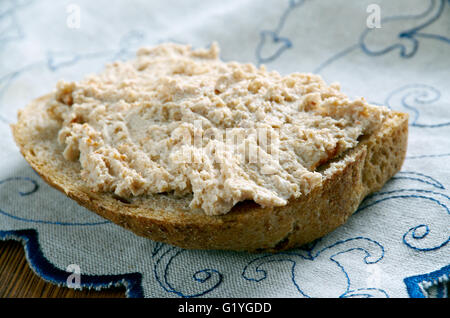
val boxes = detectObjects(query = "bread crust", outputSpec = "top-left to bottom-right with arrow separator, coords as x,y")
11,95 -> 408,252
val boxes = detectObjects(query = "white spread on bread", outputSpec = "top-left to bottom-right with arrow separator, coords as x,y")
45,43 -> 386,215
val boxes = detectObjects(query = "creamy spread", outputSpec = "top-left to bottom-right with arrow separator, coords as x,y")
46,43 -> 386,215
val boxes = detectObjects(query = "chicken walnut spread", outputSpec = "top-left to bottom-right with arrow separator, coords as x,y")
46,43 -> 387,215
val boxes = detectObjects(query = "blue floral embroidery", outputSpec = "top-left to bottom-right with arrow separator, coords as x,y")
391,171 -> 445,190
406,153 -> 450,160
0,30 -> 149,124
360,0 -> 450,58
153,246 -> 223,298
0,0 -> 448,298
0,176 -> 110,226
0,0 -> 33,47
313,0 -> 450,72
358,189 -> 450,252
255,0 -> 305,65
0,229 -> 144,297
243,237 -> 388,298
384,84 -> 449,128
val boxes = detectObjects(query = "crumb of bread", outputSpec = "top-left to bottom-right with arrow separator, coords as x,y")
46,42 -> 387,215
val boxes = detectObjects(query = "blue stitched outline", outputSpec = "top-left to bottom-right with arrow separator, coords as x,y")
0,229 -> 144,297
0,176 -> 38,195
46,50 -> 115,72
153,246 -> 224,298
404,264 -> 450,298
46,30 -> 149,72
0,176 -> 111,226
406,153 -> 450,160
359,0 -> 449,58
0,207 -> 111,226
255,0 -> 305,65
242,236 -> 387,298
2,29 -> 227,297
298,239 -> 320,259
403,224 -> 450,252
368,188 -> 450,200
243,187 -> 449,297
151,242 -> 164,257
313,0 -> 450,73
341,288 -> 389,298
254,2 -> 450,131
391,171 -> 445,189
357,189 -> 450,252
1,1 -> 448,298
0,0 -> 31,47
355,186 -> 450,297
383,84 -> 449,128
313,44 -> 360,73
111,29 -> 147,62
0,29 -> 149,124
359,191 -> 450,211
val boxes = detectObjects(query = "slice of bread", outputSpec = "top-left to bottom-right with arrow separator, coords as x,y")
11,94 -> 408,252
10,43 -> 408,252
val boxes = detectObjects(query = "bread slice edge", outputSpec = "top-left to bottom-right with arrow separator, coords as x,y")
11,94 -> 409,252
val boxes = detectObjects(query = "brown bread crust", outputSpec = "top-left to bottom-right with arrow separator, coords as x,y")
11,94 -> 408,252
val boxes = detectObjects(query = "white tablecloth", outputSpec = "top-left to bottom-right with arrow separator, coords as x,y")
0,0 -> 449,298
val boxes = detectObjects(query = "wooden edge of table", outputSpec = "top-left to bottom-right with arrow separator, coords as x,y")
0,240 -> 126,298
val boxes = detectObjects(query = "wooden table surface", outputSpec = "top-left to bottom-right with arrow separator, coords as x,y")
0,240 -> 126,298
